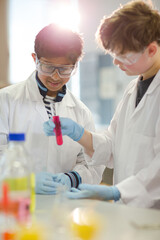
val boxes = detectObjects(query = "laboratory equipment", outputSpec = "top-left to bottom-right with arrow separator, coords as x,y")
70,207 -> 102,240
51,185 -> 71,240
52,116 -> 63,145
16,222 -> 46,240
0,133 -> 35,222
0,183 -> 18,240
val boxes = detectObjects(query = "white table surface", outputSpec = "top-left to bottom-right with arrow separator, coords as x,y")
34,194 -> 160,240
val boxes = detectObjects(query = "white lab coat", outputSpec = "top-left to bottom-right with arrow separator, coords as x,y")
0,71 -> 105,184
91,70 -> 160,208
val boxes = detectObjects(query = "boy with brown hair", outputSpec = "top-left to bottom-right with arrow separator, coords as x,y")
44,1 -> 160,208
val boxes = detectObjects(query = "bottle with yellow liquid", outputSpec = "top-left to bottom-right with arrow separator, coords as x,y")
0,133 -> 35,223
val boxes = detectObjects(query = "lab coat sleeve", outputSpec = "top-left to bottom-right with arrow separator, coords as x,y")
72,110 -> 105,184
89,97 -> 123,168
90,129 -> 113,168
72,148 -> 105,184
116,108 -> 160,209
0,91 -> 9,157
87,79 -> 136,168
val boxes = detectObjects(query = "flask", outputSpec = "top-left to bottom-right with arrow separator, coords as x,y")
0,133 -> 34,222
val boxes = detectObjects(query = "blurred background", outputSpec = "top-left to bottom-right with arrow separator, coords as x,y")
1,0 -> 160,184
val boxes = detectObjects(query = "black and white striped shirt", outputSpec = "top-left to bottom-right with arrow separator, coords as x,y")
36,72 -> 66,118
43,95 -> 56,119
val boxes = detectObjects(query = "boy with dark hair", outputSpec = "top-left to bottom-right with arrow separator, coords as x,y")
0,23 -> 105,194
44,1 -> 160,208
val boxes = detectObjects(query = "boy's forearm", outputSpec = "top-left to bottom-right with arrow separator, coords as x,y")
78,130 -> 94,157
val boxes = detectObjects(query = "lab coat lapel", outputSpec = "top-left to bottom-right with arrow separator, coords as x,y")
55,89 -> 76,116
125,78 -> 139,119
129,70 -> 160,118
26,71 -> 49,121
35,101 -> 49,121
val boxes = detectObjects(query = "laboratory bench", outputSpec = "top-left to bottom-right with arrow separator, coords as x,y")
34,194 -> 160,240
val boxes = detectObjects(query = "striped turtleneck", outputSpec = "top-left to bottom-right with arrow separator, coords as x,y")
36,72 -> 66,118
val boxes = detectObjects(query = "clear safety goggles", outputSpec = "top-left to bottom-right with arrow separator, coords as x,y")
36,58 -> 77,78
109,50 -> 146,65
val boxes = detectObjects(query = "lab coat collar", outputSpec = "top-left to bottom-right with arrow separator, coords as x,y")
60,88 -> 76,107
126,69 -> 160,117
26,71 -> 43,102
26,71 -> 76,108
145,69 -> 160,95
127,69 -> 160,95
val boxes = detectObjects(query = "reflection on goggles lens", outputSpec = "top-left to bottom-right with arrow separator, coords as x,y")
36,60 -> 75,77
109,51 -> 144,65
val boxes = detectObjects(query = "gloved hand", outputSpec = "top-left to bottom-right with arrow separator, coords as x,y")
35,172 -> 60,195
65,184 -> 120,201
52,173 -> 71,191
43,117 -> 84,141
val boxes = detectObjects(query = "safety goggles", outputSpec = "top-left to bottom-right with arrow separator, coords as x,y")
109,50 -> 145,65
36,58 -> 76,78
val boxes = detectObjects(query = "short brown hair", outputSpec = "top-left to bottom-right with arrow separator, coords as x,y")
96,0 -> 160,54
34,23 -> 84,63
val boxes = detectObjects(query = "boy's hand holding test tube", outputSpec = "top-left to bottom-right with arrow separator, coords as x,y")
43,117 -> 84,142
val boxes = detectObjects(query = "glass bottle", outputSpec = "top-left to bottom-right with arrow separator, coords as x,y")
0,133 -> 34,222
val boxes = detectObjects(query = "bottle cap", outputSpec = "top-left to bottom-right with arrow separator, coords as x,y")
9,133 -> 25,141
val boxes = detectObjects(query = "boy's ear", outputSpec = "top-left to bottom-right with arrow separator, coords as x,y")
147,42 -> 158,57
31,53 -> 36,62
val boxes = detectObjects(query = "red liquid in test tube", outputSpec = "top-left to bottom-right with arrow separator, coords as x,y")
52,116 -> 63,145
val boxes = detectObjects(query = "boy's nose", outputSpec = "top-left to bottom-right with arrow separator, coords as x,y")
113,58 -> 121,65
51,69 -> 61,80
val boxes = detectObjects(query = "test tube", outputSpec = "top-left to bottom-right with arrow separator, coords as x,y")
52,116 -> 63,145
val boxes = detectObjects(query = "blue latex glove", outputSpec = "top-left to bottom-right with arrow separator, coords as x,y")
66,184 -> 120,201
52,173 -> 71,190
43,117 -> 84,141
35,172 -> 60,195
